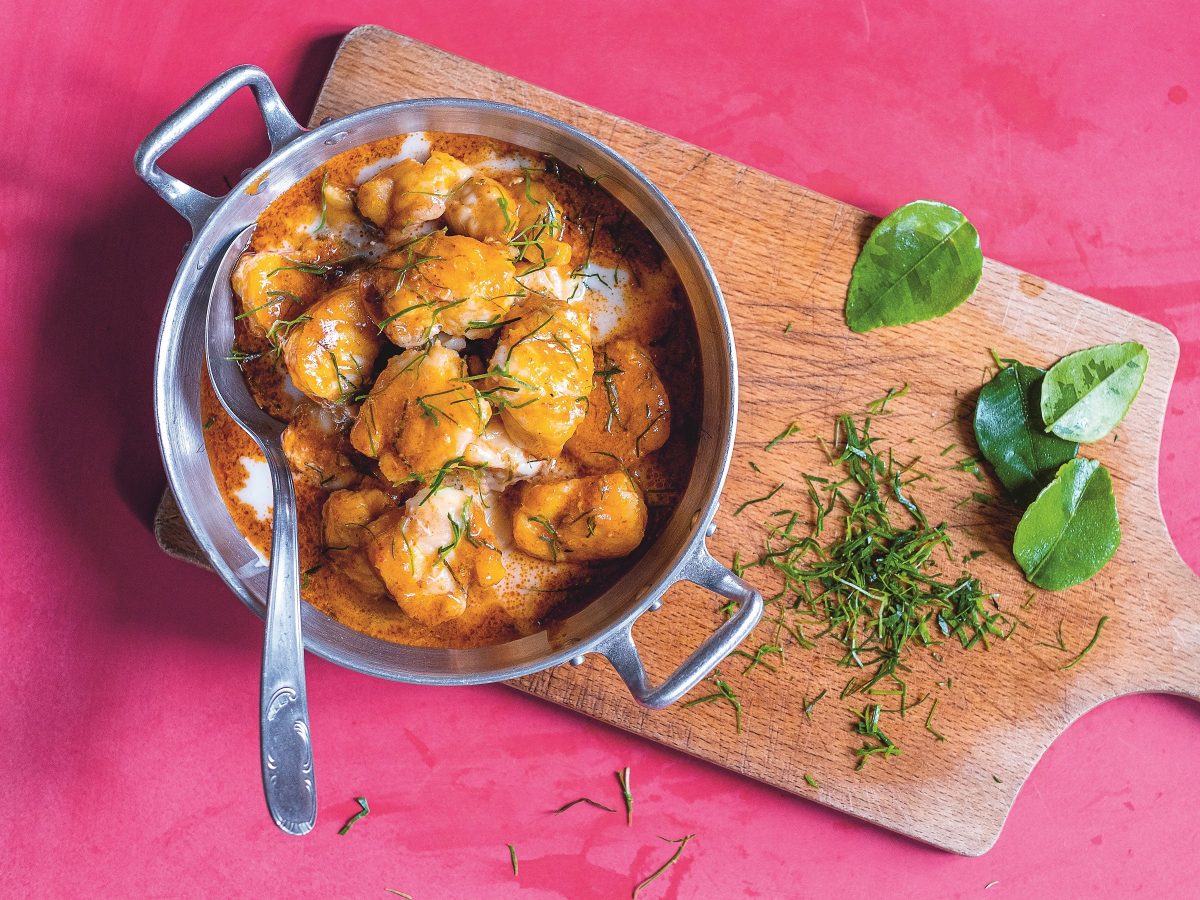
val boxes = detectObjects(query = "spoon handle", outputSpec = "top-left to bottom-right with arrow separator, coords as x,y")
259,439 -> 316,835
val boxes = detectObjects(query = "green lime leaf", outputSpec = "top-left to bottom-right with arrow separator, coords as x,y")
1013,458 -> 1121,590
974,362 -> 1078,500
845,200 -> 983,333
1040,341 -> 1149,442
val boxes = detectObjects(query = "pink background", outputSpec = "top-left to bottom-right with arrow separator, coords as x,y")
3,2 -> 1198,897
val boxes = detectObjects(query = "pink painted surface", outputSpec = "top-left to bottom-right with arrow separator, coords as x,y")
2,2 -> 1197,896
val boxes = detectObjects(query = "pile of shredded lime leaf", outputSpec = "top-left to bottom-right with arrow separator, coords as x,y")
721,406 -> 1016,768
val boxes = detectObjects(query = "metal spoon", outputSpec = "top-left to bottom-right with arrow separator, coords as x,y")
206,225 -> 316,835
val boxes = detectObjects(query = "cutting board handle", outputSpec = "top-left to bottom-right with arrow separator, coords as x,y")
1148,547 -> 1200,701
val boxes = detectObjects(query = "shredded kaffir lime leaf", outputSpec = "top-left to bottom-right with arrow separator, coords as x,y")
729,408 -> 1011,764
854,703 -> 901,769
744,413 -> 1010,694
615,767 -> 633,826
553,797 -> 616,815
681,671 -> 743,732
1059,616 -> 1109,670
802,689 -> 826,720
632,834 -> 695,899
338,796 -> 369,834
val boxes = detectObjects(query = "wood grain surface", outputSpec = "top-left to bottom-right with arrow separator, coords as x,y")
156,26 -> 1200,855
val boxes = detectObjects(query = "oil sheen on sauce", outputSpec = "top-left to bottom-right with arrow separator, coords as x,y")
201,131 -> 700,649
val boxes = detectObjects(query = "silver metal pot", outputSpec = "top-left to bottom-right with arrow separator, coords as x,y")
137,65 -> 762,708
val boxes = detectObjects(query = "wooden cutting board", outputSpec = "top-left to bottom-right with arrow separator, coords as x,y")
155,26 -> 1199,855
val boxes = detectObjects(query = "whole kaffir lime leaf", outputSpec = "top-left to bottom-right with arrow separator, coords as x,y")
1040,341 -> 1149,442
974,362 -> 1078,500
845,200 -> 983,333
1013,458 -> 1121,590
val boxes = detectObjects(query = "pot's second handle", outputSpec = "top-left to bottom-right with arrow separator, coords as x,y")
134,64 -> 305,233
598,544 -> 763,709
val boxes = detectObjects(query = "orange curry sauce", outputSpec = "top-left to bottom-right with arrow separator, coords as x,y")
201,132 -> 699,647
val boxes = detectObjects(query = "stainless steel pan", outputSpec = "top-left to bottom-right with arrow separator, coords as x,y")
136,65 -> 762,707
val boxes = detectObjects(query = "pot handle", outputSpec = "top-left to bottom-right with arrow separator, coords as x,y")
134,65 -> 306,233
597,543 -> 763,709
